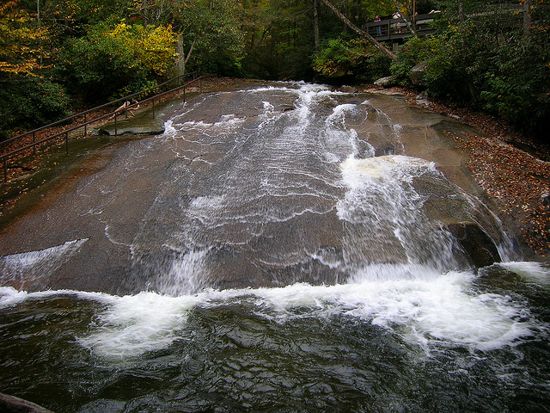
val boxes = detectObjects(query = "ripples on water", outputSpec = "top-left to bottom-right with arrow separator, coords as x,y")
0,83 -> 549,412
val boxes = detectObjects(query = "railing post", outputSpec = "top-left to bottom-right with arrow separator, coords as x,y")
184,85 -> 186,102
152,98 -> 156,118
114,112 -> 118,136
32,131 -> 36,157
65,131 -> 69,154
200,78 -> 203,93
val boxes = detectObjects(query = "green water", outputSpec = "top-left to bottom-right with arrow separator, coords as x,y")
1,264 -> 549,412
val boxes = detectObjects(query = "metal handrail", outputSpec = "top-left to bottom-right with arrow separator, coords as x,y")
1,73 -> 207,182
1,72 -> 198,149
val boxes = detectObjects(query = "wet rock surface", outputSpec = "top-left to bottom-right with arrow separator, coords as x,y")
0,82 -> 519,293
447,222 -> 501,268
95,116 -> 165,136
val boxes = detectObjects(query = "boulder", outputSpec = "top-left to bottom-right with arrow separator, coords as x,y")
447,222 -> 501,268
374,76 -> 396,87
409,62 -> 427,86
415,91 -> 430,107
0,393 -> 53,413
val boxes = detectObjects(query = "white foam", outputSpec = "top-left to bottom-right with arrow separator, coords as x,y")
190,195 -> 225,210
258,101 -> 280,130
179,114 -> 245,129
340,155 -> 435,188
163,119 -> 177,136
499,261 -> 550,286
252,270 -> 534,351
157,249 -> 210,295
78,292 -> 200,358
0,264 -> 539,358
326,104 -> 357,127
0,286 -> 115,308
262,101 -> 274,112
337,155 -> 458,270
0,84 -> 541,361
0,286 -> 29,307
0,239 -> 88,284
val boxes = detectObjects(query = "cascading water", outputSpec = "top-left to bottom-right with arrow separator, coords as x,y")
0,82 -> 548,412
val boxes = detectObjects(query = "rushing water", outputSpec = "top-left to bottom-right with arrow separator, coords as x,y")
0,83 -> 549,412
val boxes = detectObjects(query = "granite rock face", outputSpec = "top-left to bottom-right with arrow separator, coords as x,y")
374,76 -> 396,87
409,62 -> 427,86
447,222 -> 501,267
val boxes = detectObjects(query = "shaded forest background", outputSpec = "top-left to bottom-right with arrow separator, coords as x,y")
1,0 -> 548,141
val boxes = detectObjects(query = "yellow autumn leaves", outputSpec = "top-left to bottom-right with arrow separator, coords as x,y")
106,21 -> 178,77
0,1 -> 49,77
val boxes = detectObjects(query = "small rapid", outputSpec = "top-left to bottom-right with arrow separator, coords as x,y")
0,262 -> 542,358
0,82 -> 548,412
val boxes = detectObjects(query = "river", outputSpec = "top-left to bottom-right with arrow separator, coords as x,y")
0,82 -> 549,412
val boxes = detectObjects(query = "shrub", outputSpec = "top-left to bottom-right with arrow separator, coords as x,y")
0,78 -> 69,140
59,21 -> 176,102
392,17 -> 550,139
313,38 -> 391,82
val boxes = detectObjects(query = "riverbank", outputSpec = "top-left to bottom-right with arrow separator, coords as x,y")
364,86 -> 549,258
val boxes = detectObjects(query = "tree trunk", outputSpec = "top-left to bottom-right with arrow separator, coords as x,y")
313,0 -> 320,51
176,34 -> 196,78
319,0 -> 396,59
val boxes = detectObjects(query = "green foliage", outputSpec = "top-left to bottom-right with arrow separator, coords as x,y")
108,22 -> 177,77
313,38 -> 356,78
390,36 -> 440,86
392,4 -> 550,139
313,38 -> 390,82
478,37 -> 550,137
0,1 -> 70,139
5,0 -> 546,143
241,0 -> 313,79
59,21 -> 176,101
0,78 -> 69,139
160,0 -> 246,76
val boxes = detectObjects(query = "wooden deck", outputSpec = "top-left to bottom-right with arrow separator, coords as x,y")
364,13 -> 437,42
365,5 -> 526,42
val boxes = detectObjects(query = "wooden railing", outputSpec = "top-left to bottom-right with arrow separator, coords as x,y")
1,72 -> 206,183
364,13 -> 438,42
365,4 -> 526,42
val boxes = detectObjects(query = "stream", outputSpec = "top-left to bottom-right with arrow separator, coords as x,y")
0,82 -> 549,412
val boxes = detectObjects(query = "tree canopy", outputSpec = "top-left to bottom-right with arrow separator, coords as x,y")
0,0 -> 548,140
